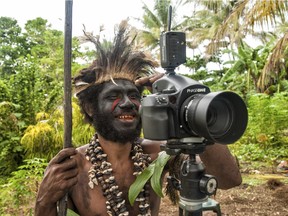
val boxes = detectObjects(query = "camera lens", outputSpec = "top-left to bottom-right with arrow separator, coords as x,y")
183,91 -> 248,144
206,97 -> 232,137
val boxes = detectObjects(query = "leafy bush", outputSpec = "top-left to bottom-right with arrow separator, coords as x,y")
0,158 -> 47,215
0,80 -> 11,102
21,101 -> 94,160
0,102 -> 24,176
21,120 -> 62,159
230,92 -> 288,162
72,99 -> 94,146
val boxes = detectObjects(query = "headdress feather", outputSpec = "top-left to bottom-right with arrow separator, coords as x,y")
73,20 -> 158,95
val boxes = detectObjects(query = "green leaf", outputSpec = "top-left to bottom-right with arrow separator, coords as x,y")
128,162 -> 155,205
67,208 -> 80,216
151,151 -> 171,198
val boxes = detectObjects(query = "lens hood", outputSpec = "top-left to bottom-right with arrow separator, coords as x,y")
185,91 -> 248,144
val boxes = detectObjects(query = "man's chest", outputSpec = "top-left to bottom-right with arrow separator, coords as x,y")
70,160 -> 139,215
70,178 -> 143,216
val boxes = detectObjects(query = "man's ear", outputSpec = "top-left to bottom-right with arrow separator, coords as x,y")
83,103 -> 93,117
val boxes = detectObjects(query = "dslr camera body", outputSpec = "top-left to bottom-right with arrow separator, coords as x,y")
141,31 -> 248,145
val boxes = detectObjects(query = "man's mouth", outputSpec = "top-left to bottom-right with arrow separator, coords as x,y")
118,115 -> 135,120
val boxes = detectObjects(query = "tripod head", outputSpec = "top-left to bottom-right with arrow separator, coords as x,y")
161,138 -> 219,216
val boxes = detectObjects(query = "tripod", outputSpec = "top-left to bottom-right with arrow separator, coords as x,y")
163,137 -> 222,216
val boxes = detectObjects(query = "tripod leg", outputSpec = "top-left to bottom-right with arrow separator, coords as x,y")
179,206 -> 202,216
184,209 -> 202,216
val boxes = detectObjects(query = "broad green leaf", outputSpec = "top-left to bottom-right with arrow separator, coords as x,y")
128,163 -> 155,205
67,209 -> 80,216
151,151 -> 171,198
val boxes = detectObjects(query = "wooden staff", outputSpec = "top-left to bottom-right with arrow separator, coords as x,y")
58,0 -> 73,215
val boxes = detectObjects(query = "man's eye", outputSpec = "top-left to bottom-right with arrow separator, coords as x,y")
129,94 -> 140,100
107,95 -> 120,100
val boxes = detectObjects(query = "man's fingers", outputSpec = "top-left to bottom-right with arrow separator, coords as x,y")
66,176 -> 78,188
149,73 -> 164,83
61,157 -> 77,171
47,157 -> 77,179
63,168 -> 78,180
135,73 -> 164,87
135,76 -> 150,86
49,148 -> 77,165
59,176 -> 78,191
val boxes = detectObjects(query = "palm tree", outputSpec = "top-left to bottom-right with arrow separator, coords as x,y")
220,39 -> 273,95
133,0 -> 184,53
184,0 -> 287,52
258,32 -> 288,93
182,0 -> 238,53
184,0 -> 288,93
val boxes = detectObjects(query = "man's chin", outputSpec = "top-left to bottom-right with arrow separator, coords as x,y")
114,120 -> 139,129
106,129 -> 141,143
118,129 -> 140,142
93,117 -> 141,143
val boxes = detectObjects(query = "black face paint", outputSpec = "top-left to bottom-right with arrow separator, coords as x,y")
92,80 -> 142,144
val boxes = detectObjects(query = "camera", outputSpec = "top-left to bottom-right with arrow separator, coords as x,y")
140,8 -> 248,214
140,73 -> 248,144
140,26 -> 248,145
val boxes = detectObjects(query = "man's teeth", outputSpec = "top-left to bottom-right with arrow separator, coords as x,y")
119,115 -> 133,119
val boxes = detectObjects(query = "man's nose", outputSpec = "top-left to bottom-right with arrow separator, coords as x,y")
119,96 -> 134,109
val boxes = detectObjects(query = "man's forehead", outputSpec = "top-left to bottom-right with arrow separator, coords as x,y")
102,79 -> 137,91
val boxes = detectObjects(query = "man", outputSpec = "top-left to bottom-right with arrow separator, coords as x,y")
35,21 -> 242,216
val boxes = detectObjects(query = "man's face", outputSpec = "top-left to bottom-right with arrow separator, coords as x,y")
92,79 -> 142,143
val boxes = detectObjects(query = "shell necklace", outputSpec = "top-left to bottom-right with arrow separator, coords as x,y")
85,134 -> 152,216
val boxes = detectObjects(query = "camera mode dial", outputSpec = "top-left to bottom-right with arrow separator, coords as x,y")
155,96 -> 168,104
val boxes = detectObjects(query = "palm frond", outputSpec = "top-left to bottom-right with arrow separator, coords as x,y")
258,32 -> 288,92
245,0 -> 288,28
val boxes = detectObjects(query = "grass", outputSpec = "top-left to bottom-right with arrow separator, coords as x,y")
242,173 -> 288,186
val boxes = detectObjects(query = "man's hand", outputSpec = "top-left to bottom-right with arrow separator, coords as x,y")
35,148 -> 78,215
135,72 -> 164,92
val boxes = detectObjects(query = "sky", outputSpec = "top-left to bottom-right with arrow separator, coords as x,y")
0,0 -> 194,74
0,0 -> 192,74
0,0 -> 152,37
1,0 -> 220,74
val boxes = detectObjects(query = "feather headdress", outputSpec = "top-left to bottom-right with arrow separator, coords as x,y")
73,20 -> 158,96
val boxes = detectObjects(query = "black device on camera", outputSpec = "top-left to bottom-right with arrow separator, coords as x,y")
140,5 -> 248,216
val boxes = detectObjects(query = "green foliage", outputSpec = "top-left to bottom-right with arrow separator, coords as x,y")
221,40 -> 273,95
21,120 -> 62,159
8,59 -> 41,125
129,161 -> 154,205
0,158 -> 47,215
67,209 -> 80,216
21,106 -> 64,159
0,102 -> 24,176
185,55 -> 207,72
0,17 -> 90,161
230,92 -> 288,162
150,151 -> 171,197
1,17 -> 83,127
0,80 -> 11,102
129,151 -> 171,205
0,17 -> 29,78
21,101 -> 94,160
72,99 -> 94,147
184,54 -> 229,92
